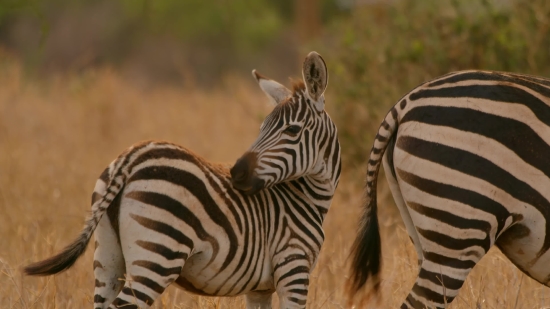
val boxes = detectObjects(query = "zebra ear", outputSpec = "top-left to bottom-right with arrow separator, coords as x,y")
252,70 -> 292,105
302,51 -> 328,111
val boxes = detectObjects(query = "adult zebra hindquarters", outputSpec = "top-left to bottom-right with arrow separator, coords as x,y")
350,70 -> 550,308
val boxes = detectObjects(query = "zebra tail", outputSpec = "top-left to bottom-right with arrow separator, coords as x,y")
348,106 -> 400,298
24,167 -> 128,276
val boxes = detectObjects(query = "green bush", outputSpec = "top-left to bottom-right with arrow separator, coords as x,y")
120,0 -> 283,53
321,0 -> 550,171
0,0 -> 291,80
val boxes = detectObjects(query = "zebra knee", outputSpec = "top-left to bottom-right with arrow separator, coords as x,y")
94,291 -> 116,309
94,293 -> 107,306
405,280 -> 457,309
109,297 -> 140,309
403,292 -> 447,309
109,297 -> 139,309
404,293 -> 424,309
276,277 -> 309,308
108,285 -> 155,309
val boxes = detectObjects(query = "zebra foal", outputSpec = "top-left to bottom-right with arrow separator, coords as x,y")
348,70 -> 550,308
24,51 -> 341,309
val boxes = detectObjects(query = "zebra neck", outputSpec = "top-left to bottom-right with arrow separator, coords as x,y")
288,175 -> 337,211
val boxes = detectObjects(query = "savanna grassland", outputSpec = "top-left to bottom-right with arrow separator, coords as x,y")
0,52 -> 549,309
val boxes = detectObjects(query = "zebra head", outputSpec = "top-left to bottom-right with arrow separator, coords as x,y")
231,51 -> 340,195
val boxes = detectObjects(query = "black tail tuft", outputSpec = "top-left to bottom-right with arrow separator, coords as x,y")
24,234 -> 89,276
348,191 -> 382,297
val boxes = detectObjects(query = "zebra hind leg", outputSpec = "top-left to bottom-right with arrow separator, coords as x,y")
93,213 -> 125,308
92,176 -> 125,309
383,151 -> 423,266
107,220 -> 192,309
245,290 -> 273,309
401,256 -> 480,309
104,238 -> 191,309
106,260 -> 185,309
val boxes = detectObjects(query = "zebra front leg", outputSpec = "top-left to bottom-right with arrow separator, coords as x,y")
273,253 -> 311,309
245,291 -> 273,309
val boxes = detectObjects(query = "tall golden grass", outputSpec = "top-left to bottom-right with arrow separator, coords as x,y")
1,55 -> 549,308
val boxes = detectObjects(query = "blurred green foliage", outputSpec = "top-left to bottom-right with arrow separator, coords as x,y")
120,0 -> 283,53
0,0 -> 287,75
0,0 -> 285,49
0,0 -> 346,82
0,0 -> 49,42
321,0 -> 550,170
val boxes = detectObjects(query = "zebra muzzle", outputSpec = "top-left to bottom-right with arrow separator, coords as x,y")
230,152 -> 264,195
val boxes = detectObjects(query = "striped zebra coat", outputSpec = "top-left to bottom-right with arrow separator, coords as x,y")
24,52 -> 341,309
348,70 -> 550,308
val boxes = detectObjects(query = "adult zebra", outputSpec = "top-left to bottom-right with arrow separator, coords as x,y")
24,51 -> 341,309
348,70 -> 550,308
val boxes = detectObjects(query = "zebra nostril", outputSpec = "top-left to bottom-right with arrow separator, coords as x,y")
231,152 -> 257,185
230,159 -> 248,183
233,169 -> 246,182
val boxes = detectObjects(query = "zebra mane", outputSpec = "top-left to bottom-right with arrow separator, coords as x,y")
291,80 -> 306,95
273,80 -> 306,108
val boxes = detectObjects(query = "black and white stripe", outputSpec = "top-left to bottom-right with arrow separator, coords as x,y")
24,52 -> 341,309
348,70 -> 550,308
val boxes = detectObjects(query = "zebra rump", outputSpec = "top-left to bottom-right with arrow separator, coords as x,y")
348,70 -> 550,308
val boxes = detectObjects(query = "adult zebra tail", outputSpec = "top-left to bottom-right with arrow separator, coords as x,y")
348,103 -> 401,298
24,157 -> 130,276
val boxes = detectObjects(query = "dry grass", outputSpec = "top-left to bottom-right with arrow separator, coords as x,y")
0,54 -> 549,308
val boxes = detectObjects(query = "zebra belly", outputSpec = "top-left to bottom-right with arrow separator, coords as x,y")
174,251 -> 275,296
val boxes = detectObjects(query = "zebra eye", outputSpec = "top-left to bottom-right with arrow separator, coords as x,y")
284,125 -> 301,135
